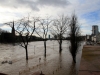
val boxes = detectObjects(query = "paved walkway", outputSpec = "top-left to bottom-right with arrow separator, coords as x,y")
78,45 -> 100,75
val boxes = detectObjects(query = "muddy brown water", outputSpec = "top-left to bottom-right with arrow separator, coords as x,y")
0,41 -> 84,75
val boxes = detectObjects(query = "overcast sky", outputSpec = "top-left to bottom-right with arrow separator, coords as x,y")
0,0 -> 100,35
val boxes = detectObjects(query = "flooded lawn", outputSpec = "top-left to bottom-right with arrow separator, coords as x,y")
0,41 -> 84,75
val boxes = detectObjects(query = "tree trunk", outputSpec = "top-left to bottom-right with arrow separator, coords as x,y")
72,53 -> 76,63
70,33 -> 77,63
44,40 -> 46,57
59,39 -> 62,53
72,55 -> 76,63
25,45 -> 28,60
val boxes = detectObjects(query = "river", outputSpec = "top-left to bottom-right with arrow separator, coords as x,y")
0,40 -> 84,75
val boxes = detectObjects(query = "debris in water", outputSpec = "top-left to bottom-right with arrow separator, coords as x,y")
8,61 -> 12,64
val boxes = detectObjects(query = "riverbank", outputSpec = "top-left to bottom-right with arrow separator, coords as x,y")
78,45 -> 100,75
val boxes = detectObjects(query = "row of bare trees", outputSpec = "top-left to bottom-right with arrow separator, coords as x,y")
4,13 -> 81,63
51,14 -> 81,63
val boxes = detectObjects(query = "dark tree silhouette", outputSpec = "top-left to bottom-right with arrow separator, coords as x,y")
69,14 -> 81,63
5,17 -> 39,60
51,15 -> 69,53
0,29 -> 10,43
35,17 -> 52,57
0,28 -> 9,34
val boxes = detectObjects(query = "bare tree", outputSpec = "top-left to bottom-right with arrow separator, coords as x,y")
35,18 -> 52,57
69,14 -> 81,63
5,17 -> 39,60
51,15 -> 69,53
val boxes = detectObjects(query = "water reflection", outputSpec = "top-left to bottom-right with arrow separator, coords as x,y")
68,62 -> 77,75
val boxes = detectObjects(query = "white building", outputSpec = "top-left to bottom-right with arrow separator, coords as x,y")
91,35 -> 96,42
86,25 -> 100,43
96,33 -> 100,42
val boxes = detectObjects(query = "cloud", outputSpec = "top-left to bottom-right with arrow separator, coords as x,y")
0,0 -> 100,35
0,23 -> 4,27
0,0 -> 39,11
81,10 -> 100,23
37,0 -> 69,7
0,0 -> 69,11
0,25 -> 11,32
81,28 -> 91,35
67,0 -> 100,19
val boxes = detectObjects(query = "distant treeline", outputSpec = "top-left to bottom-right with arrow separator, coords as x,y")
0,32 -> 44,43
0,33 -> 85,43
0,29 -> 85,43
51,36 -> 85,41
15,35 -> 44,42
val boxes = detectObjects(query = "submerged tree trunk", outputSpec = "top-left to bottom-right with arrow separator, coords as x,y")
59,39 -> 62,53
73,55 -> 76,63
44,40 -> 46,57
25,45 -> 28,60
70,41 -> 77,63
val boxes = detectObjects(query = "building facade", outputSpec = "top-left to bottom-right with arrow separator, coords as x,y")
86,25 -> 100,43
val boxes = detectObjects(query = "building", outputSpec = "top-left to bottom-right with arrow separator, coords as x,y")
86,25 -> 100,43
92,25 -> 99,35
86,35 -> 91,41
91,25 -> 99,42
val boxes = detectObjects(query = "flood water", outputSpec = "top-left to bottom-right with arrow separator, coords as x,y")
0,40 -> 84,75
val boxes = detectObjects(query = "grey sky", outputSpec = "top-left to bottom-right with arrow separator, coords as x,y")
0,0 -> 100,35
0,0 -> 69,11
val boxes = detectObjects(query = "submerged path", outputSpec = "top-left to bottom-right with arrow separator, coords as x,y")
78,45 -> 100,75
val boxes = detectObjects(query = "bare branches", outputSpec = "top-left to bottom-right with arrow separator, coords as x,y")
53,17 -> 69,33
36,18 -> 52,39
51,15 -> 69,39
4,16 -> 39,60
51,15 -> 69,53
